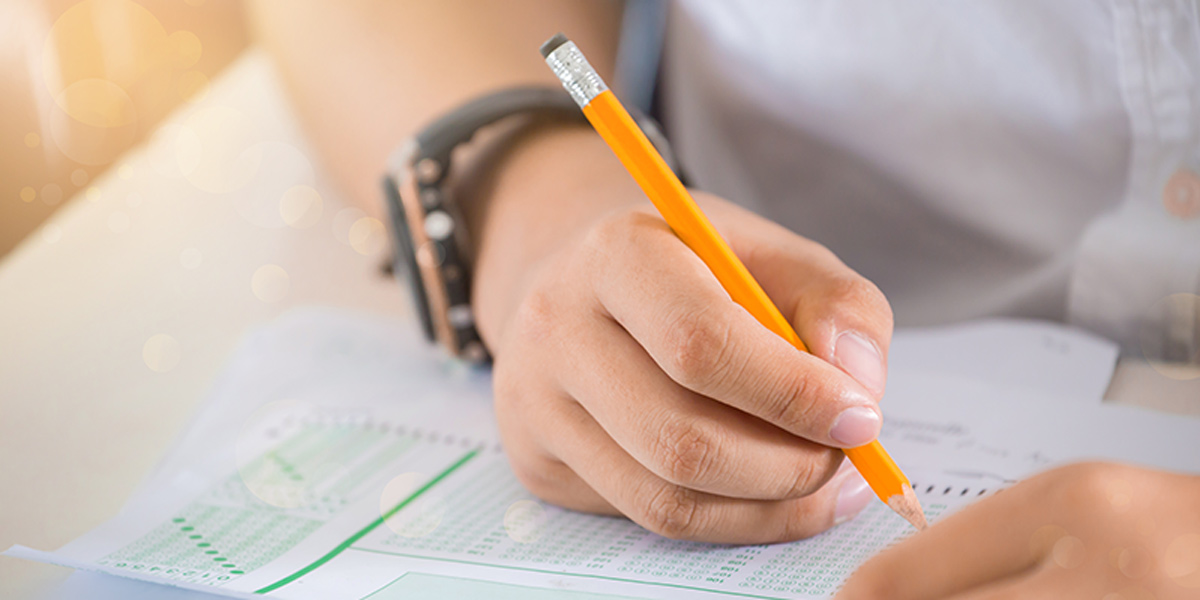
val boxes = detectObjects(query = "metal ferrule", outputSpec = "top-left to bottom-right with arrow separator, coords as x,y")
544,41 -> 608,108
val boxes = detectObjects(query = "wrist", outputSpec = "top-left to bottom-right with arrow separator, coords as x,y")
468,125 -> 645,349
382,83 -> 675,363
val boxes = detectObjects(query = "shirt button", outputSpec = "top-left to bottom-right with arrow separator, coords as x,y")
1163,169 -> 1200,219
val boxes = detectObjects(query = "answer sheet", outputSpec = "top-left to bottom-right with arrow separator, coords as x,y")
8,309 -> 1198,599
10,404 -> 987,599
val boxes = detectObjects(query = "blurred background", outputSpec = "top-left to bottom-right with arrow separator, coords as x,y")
0,0 -> 249,257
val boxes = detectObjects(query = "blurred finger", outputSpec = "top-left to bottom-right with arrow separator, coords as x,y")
940,565 -> 1097,600
837,479 -> 1050,600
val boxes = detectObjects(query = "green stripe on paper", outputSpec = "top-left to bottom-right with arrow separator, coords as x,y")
253,449 -> 479,594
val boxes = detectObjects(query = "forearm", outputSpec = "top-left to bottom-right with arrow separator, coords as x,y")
251,0 -> 651,352
248,0 -> 622,216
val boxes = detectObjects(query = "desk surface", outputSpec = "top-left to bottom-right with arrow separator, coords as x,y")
0,51 -> 409,598
1,50 -> 1196,600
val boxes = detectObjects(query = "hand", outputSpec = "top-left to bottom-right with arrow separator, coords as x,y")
838,462 -> 1200,599
472,129 -> 894,543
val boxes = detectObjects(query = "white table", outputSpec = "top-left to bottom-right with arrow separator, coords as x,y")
1,49 -> 1196,600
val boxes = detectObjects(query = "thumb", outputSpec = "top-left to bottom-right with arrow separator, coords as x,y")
723,212 -> 894,399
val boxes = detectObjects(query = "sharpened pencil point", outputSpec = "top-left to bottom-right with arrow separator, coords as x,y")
887,484 -> 928,530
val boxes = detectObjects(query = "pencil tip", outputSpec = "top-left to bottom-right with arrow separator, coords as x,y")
886,484 -> 928,531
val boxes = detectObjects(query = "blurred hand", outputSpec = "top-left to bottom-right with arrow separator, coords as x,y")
474,138 -> 894,543
839,462 -> 1200,599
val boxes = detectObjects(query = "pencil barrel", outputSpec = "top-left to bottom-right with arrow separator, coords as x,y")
846,441 -> 909,501
582,92 -> 804,349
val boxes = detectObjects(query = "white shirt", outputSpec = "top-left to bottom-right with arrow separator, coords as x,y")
658,0 -> 1200,360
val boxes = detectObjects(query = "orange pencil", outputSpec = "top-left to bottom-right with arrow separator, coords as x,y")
541,33 -> 926,530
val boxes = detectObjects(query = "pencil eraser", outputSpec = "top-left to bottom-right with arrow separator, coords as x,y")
539,33 -> 570,58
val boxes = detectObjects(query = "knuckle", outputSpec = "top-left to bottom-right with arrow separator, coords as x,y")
577,209 -> 668,285
491,362 -> 546,421
508,453 -> 563,501
662,309 -> 730,390
492,372 -> 519,414
765,367 -> 819,430
512,288 -> 559,344
829,276 -> 879,307
491,359 -> 525,411
784,451 -> 840,498
1047,462 -> 1125,513
641,483 -> 702,539
652,418 -> 721,486
828,277 -> 893,324
583,210 -> 657,256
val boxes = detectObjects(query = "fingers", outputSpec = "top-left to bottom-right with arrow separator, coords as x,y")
558,313 -> 844,500
492,200 -> 896,542
583,210 -> 881,448
837,479 -> 1050,600
713,200 -> 894,398
509,449 -> 619,516
536,392 -> 859,543
937,566 -> 1094,600
492,362 -> 617,515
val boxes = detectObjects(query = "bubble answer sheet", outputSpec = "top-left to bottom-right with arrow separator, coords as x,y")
7,308 -> 1200,600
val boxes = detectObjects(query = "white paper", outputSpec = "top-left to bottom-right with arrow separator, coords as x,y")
9,309 -> 1196,600
889,318 -> 1119,402
40,571 -> 229,600
879,368 -> 1200,481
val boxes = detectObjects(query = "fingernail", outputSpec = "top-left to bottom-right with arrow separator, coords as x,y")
834,331 -> 885,395
829,406 -> 881,447
834,469 -> 873,525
